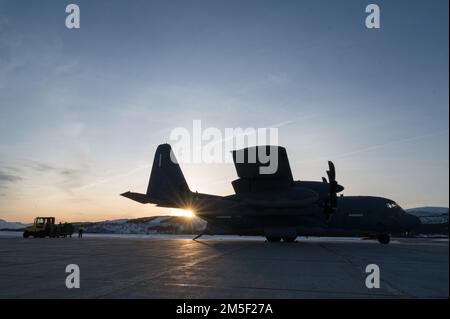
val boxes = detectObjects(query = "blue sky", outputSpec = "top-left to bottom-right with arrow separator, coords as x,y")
0,0 -> 448,222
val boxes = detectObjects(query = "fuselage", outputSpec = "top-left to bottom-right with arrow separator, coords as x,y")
195,195 -> 420,237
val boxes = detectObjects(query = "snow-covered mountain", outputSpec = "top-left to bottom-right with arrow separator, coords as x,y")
78,216 -> 207,235
406,207 -> 449,216
0,219 -> 31,230
0,216 -> 206,234
406,207 -> 448,225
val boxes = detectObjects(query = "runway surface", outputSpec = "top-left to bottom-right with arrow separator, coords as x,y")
0,233 -> 448,298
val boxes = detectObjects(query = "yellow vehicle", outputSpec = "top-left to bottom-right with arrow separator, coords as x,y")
23,217 -> 74,238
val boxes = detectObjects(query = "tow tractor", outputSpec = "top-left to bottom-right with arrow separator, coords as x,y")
23,217 -> 74,238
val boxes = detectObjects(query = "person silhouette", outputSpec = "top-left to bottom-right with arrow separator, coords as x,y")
78,226 -> 85,238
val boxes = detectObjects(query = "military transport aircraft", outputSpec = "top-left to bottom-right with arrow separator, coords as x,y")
121,144 -> 420,244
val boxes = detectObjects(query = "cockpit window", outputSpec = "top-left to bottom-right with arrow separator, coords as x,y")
386,202 -> 398,209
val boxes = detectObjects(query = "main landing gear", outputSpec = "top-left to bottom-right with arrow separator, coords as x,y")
377,234 -> 391,244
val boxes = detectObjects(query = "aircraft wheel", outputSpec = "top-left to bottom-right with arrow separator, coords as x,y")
377,234 -> 390,244
283,237 -> 296,243
266,237 -> 281,242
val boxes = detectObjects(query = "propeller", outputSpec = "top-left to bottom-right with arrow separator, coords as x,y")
324,161 -> 344,220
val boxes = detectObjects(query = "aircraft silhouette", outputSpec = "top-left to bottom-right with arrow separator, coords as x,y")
122,144 -> 420,244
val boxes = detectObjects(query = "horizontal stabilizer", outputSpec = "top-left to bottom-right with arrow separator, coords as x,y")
121,191 -> 151,204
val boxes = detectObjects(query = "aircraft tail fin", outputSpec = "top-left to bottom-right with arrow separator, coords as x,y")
146,144 -> 192,208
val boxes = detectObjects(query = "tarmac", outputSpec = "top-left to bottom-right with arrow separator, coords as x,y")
0,232 -> 448,299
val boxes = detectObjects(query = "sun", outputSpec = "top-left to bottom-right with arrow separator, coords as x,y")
170,208 -> 195,218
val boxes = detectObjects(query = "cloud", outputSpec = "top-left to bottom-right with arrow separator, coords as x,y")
0,171 -> 21,187
294,130 -> 449,164
30,162 -> 54,173
58,168 -> 88,190
19,160 -> 90,193
32,164 -> 89,192
0,171 -> 21,182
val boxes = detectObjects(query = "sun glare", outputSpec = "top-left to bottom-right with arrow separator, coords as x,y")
170,208 -> 195,218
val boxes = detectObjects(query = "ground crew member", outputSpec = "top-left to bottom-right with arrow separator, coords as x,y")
78,226 -> 85,238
